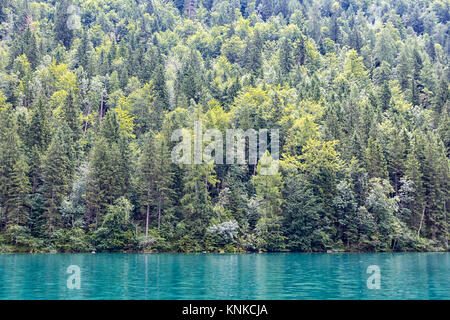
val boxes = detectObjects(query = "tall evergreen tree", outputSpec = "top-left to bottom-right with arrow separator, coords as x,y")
365,137 -> 388,179
84,111 -> 131,228
42,126 -> 74,232
0,96 -> 30,228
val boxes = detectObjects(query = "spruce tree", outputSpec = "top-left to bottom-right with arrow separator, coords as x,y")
85,111 -> 132,228
365,137 -> 388,179
0,96 -> 31,228
137,132 -> 173,236
42,126 -> 74,232
279,37 -> 294,76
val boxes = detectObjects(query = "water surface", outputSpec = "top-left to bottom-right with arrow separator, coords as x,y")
0,253 -> 448,299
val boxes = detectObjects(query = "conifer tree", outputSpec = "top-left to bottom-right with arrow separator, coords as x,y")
365,137 -> 388,179
0,95 -> 30,228
25,98 -> 51,193
137,132 -> 173,237
279,37 -> 294,76
85,111 -> 132,228
7,155 -> 31,226
54,0 -> 74,48
42,126 -> 74,232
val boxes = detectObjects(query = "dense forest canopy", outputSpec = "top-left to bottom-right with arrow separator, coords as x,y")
0,0 -> 448,253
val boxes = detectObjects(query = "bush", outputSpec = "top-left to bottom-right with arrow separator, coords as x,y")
208,220 -> 239,248
5,225 -> 44,252
51,228 -> 90,252
92,197 -> 137,251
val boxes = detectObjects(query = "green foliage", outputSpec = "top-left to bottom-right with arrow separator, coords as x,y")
84,111 -> 132,227
92,197 -> 136,252
0,0 -> 448,253
283,172 -> 330,252
51,228 -> 90,252
365,137 -> 388,179
42,126 -> 74,232
5,225 -> 43,252
0,98 -> 30,228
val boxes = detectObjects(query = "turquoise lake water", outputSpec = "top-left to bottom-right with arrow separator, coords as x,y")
0,253 -> 448,300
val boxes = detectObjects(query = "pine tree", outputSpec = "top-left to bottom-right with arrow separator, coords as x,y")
434,78 -> 448,116
0,96 -> 30,228
279,37 -> 294,76
85,111 -> 132,228
411,48 -> 423,105
21,27 -> 40,69
42,127 -> 74,232
62,90 -> 82,143
7,155 -> 31,226
137,132 -> 173,237
76,30 -> 93,72
397,48 -> 410,92
54,0 -> 74,48
421,133 -> 448,247
221,165 -> 249,225
294,35 -> 306,66
405,137 -> 425,232
179,50 -> 203,104
299,139 -> 342,216
25,98 -> 51,193
365,137 -> 388,179
151,54 -> 170,127
386,129 -> 408,193
245,30 -> 263,77
332,180 -> 358,247
251,153 -> 285,251
152,134 -> 173,230
376,61 -> 392,111
437,111 -> 450,157
251,152 -> 283,218
283,171 -> 327,251
179,139 -> 217,248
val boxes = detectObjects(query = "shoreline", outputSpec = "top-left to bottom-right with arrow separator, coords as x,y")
1,250 -> 448,254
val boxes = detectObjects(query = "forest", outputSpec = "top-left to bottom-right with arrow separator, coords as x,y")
0,0 -> 448,253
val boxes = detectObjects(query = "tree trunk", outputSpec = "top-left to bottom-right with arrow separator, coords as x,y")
145,188 -> 151,238
99,95 -> 104,122
145,203 -> 150,238
157,194 -> 162,230
84,101 -> 92,135
444,200 -> 448,250
417,204 -> 426,237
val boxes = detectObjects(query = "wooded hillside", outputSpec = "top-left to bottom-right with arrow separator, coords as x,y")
0,0 -> 448,253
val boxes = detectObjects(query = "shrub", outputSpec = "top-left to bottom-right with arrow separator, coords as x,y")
92,197 -> 137,251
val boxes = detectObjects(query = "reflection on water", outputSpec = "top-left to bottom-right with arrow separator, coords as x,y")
0,253 -> 448,300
